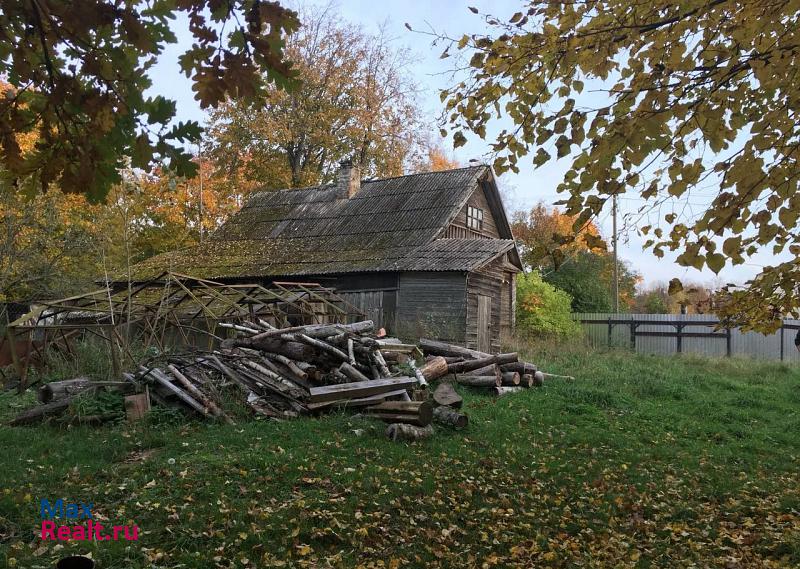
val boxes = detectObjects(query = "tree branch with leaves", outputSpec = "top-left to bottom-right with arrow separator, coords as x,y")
437,1 -> 800,331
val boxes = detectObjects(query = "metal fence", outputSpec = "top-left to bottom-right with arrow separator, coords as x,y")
574,312 -> 800,362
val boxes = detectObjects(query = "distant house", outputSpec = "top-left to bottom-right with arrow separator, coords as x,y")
130,163 -> 522,352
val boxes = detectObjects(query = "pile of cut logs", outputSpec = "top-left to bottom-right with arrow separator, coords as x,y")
417,338 -> 561,395
127,320 -> 423,423
9,320 -> 571,440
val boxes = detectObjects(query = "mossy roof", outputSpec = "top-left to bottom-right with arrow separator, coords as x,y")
126,166 -> 520,281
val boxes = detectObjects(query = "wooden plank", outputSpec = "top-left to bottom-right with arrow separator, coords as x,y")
306,389 -> 409,411
308,376 -> 416,404
477,294 -> 492,353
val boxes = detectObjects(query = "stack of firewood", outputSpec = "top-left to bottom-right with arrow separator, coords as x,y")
417,338 -> 557,396
124,320 -> 424,422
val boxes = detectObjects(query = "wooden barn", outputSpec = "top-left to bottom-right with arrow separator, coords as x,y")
130,163 -> 522,352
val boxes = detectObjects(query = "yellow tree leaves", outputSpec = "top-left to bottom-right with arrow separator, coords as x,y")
442,2 -> 800,330
208,6 -> 423,189
511,202 -> 605,270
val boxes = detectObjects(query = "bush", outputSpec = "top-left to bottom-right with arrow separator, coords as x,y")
516,271 -> 581,337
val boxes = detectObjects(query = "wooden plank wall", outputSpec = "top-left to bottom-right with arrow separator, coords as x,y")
444,183 -> 500,239
395,272 -> 467,344
465,271 -> 503,353
321,273 -> 399,332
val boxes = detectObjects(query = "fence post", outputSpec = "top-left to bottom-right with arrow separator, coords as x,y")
780,324 -> 785,361
726,327 -> 732,357
630,322 -> 637,352
608,318 -> 612,347
676,324 -> 683,354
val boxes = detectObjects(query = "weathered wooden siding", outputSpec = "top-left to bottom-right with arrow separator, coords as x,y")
309,273 -> 399,332
395,272 -> 467,344
474,254 -> 518,340
465,271 -> 503,353
444,183 -> 500,239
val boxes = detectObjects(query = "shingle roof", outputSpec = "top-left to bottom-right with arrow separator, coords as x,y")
126,166 -> 521,281
126,238 -> 518,281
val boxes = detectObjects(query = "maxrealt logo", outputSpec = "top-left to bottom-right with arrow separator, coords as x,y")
39,499 -> 138,541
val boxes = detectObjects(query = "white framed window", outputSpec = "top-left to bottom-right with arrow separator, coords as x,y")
467,206 -> 484,230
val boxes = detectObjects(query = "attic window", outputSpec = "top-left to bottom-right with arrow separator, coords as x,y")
467,206 -> 484,230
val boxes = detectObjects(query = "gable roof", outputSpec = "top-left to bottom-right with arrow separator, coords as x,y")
126,166 -> 521,282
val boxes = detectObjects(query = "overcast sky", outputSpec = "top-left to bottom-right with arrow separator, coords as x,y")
146,0 -> 777,289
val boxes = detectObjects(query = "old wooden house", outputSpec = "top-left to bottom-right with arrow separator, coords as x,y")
131,163 -> 522,352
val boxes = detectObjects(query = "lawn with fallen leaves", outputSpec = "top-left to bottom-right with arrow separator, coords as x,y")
1,341 -> 799,568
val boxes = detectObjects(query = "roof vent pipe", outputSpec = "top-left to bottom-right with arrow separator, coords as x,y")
336,159 -> 361,199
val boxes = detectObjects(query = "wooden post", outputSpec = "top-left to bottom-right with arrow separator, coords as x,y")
607,318 -> 612,347
6,328 -> 23,391
630,322 -> 637,352
780,324 -> 785,361
676,324 -> 683,354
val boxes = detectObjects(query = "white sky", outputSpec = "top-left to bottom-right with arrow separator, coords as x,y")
145,0 -> 775,289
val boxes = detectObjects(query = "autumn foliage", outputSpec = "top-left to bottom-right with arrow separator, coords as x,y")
442,2 -> 800,331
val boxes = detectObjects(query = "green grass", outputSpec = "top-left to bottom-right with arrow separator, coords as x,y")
2,341 -> 800,568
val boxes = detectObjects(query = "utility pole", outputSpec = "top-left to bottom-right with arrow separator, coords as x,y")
612,194 -> 619,313
198,144 -> 204,243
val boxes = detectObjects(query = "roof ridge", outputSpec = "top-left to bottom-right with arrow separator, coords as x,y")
246,165 -> 488,200
358,164 -> 487,184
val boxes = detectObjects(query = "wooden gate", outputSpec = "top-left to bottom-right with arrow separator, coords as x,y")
477,294 -> 491,353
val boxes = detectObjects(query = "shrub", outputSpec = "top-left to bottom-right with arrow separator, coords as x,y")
516,271 -> 581,337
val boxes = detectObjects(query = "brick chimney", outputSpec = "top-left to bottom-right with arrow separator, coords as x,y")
336,159 -> 360,199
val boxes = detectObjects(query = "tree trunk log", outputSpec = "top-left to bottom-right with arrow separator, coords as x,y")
448,353 -> 518,374
364,400 -> 433,426
238,320 -> 374,343
419,338 -> 491,360
386,423 -> 433,442
38,378 -> 91,403
167,364 -> 234,424
432,405 -> 468,429
499,371 -> 521,386
500,361 -> 538,375
456,375 -> 499,387
419,356 -> 449,381
520,374 -> 534,388
141,367 -> 211,418
534,371 -> 546,386
492,386 -> 525,396
10,397 -> 74,426
338,362 -> 371,383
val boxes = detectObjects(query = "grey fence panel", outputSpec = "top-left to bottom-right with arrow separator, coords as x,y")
574,313 -> 800,362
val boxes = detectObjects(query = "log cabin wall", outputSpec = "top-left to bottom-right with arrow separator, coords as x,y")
395,272 -> 467,344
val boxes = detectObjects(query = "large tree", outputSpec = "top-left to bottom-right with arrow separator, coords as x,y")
438,2 -> 800,331
0,1 -> 299,201
511,203 -> 638,312
511,202 -> 605,270
208,5 -> 423,189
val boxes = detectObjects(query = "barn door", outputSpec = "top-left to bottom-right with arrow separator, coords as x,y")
477,294 -> 491,353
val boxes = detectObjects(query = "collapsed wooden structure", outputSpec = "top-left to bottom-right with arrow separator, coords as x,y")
3,272 -> 364,390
